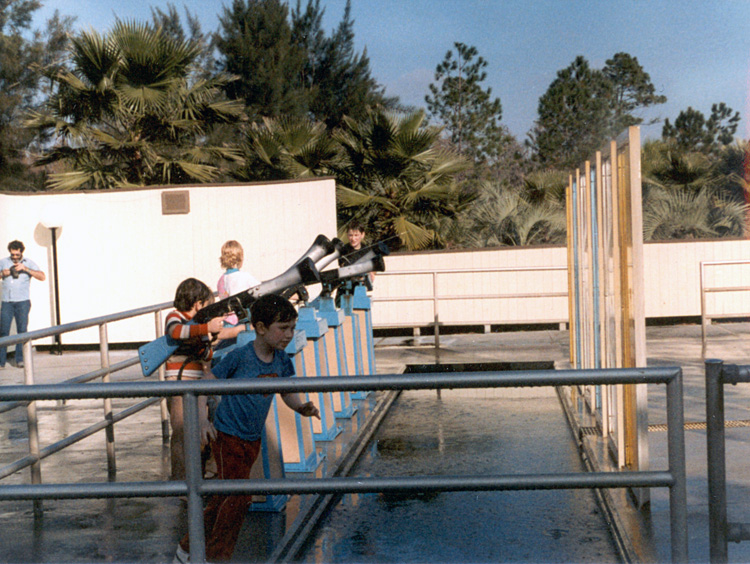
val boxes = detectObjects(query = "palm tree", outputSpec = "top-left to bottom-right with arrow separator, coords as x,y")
641,139 -> 749,240
642,186 -> 748,240
457,180 -> 567,247
233,115 -> 341,182
332,107 -> 470,250
26,21 -> 244,189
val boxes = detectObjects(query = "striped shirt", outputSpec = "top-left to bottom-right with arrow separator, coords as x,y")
164,310 -> 213,380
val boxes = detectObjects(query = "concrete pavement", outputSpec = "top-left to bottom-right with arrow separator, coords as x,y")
0,322 -> 749,562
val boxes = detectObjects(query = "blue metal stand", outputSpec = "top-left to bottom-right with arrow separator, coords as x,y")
282,330 -> 324,473
313,295 -> 356,418
248,407 -> 288,512
342,287 -> 372,399
352,285 -> 377,376
296,306 -> 341,441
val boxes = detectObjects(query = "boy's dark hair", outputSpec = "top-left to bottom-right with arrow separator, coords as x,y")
8,240 -> 24,253
250,294 -> 298,328
174,278 -> 213,312
347,221 -> 365,233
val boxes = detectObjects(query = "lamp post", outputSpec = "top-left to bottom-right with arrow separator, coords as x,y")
40,211 -> 63,355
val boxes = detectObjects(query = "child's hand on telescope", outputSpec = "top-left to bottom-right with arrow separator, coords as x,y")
207,316 -> 226,334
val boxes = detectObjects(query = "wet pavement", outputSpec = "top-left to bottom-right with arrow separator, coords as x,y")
1,322 -> 750,562
297,390 -> 619,563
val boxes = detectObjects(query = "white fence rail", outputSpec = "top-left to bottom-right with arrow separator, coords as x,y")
371,265 -> 568,340
370,239 -> 750,333
700,259 -> 750,349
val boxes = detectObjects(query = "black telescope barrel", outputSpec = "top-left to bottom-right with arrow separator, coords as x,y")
193,257 -> 320,323
292,234 -> 335,267
315,238 -> 345,271
320,255 -> 385,284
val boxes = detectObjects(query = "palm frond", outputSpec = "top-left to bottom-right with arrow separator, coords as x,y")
392,216 -> 434,250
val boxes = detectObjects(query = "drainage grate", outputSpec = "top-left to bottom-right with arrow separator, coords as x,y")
580,427 -> 598,436
649,420 -> 750,432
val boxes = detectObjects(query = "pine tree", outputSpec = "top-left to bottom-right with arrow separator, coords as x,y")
527,56 -> 612,169
0,1 -> 73,190
291,0 -> 393,129
662,103 -> 740,154
529,53 -> 666,169
151,3 -> 216,80
603,52 -> 666,134
216,0 -> 309,121
425,42 -> 504,165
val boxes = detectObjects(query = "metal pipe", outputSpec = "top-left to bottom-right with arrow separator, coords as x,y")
432,271 -> 440,355
706,359 -> 728,563
0,365 -> 689,563
0,367 -> 683,403
22,340 -> 42,517
700,262 -> 708,355
666,367 -> 689,563
99,323 -> 116,475
154,310 -> 170,443
0,299 -> 174,349
0,357 -> 142,416
0,470 -> 677,501
183,392 -> 206,563
50,226 -> 62,355
0,398 -> 160,480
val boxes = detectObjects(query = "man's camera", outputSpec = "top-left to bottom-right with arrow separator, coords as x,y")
9,265 -> 19,279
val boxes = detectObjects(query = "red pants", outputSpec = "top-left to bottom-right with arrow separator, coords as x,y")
180,430 -> 261,561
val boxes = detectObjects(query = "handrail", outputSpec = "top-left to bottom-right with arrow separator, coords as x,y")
0,296 -> 175,516
371,265 -> 568,348
705,360 -> 750,563
700,260 -> 750,352
0,299 -> 173,348
0,367 -> 688,564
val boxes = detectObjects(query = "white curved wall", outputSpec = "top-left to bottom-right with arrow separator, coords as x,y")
0,179 -> 337,344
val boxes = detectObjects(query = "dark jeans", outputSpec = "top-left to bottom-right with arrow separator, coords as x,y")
0,300 -> 31,366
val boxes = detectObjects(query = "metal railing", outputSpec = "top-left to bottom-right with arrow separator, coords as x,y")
371,266 -> 568,347
0,367 -> 688,563
700,260 -> 750,352
705,359 -> 750,563
0,298 -> 175,515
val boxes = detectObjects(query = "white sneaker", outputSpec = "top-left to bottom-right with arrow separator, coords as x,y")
172,544 -> 189,564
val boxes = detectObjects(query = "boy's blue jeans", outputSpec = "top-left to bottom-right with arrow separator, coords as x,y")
0,300 -> 31,366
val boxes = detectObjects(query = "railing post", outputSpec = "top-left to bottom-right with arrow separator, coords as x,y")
154,310 -> 170,443
99,323 -> 116,475
700,262 -> 708,357
183,392 -> 206,563
22,339 -> 43,517
706,358 -> 728,563
432,272 -> 441,376
666,368 -> 688,563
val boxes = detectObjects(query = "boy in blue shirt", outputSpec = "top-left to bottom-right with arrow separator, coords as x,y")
175,294 -> 319,563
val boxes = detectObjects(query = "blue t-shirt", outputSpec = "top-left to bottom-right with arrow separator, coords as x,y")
0,257 -> 41,302
212,343 -> 294,442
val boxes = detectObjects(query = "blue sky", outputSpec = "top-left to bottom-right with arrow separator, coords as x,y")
33,0 -> 750,143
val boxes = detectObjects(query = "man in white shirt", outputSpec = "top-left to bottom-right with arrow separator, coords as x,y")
0,240 -> 46,368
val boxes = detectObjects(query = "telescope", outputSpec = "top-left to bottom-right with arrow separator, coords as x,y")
140,235 -> 332,376
137,234 -> 387,376
192,257 -> 319,324
321,241 -> 390,295
320,254 -> 386,286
